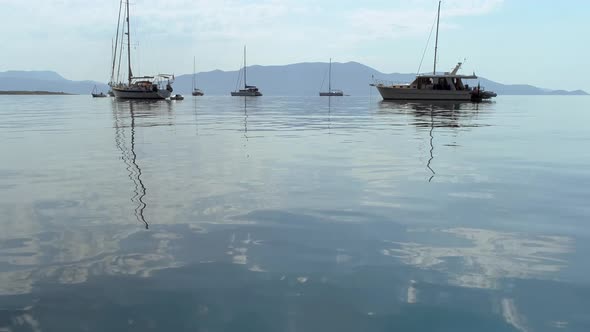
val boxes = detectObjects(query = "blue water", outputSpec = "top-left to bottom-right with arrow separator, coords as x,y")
0,95 -> 589,331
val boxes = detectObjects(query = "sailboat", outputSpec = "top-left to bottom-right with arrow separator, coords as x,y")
319,58 -> 343,96
192,56 -> 204,96
371,1 -> 496,102
231,46 -> 262,97
91,85 -> 107,98
109,0 -> 174,100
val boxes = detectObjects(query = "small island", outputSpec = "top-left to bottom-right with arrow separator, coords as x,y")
0,91 -> 75,95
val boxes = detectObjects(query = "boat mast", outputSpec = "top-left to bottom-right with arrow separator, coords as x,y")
243,45 -> 247,88
110,0 -> 123,85
126,0 -> 132,85
192,56 -> 196,91
433,0 -> 441,75
328,58 -> 332,93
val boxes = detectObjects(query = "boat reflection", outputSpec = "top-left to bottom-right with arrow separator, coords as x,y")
378,100 -> 489,182
112,100 -> 152,229
378,100 -> 487,128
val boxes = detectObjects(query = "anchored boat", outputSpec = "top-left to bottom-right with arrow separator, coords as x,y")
109,0 -> 174,100
91,85 -> 107,98
372,1 -> 495,102
319,58 -> 344,97
191,56 -> 204,96
231,46 -> 262,97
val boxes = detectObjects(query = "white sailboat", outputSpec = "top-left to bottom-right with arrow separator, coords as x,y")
192,56 -> 204,96
231,46 -> 262,97
372,1 -> 496,102
319,58 -> 343,96
109,0 -> 174,100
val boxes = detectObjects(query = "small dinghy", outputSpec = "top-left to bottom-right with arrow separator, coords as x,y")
170,94 -> 184,100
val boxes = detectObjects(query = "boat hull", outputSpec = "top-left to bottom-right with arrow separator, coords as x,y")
319,92 -> 344,96
231,91 -> 262,97
376,86 -> 472,101
112,87 -> 171,100
192,91 -> 204,96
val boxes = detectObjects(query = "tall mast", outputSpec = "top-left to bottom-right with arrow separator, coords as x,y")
110,0 -> 123,85
110,38 -> 114,83
433,0 -> 441,75
126,0 -> 132,85
192,56 -> 196,91
328,58 -> 332,93
243,45 -> 247,88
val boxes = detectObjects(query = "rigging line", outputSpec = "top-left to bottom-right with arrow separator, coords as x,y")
416,9 -> 438,75
235,57 -> 243,92
110,0 -> 123,84
116,15 -> 125,84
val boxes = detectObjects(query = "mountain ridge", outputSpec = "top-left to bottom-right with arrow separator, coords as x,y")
1,63 -> 587,96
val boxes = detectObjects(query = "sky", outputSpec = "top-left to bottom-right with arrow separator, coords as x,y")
1,0 -> 589,91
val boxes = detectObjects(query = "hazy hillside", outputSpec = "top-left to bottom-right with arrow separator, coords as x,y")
0,71 -> 108,95
1,64 -> 587,96
169,61 -> 589,96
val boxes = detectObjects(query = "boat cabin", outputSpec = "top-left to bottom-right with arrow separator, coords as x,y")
410,73 -> 477,91
128,74 -> 174,92
390,62 -> 479,91
243,85 -> 260,92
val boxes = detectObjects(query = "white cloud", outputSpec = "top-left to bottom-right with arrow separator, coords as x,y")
347,0 -> 504,42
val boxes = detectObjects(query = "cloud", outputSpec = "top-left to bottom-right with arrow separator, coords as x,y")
347,0 -> 504,42
0,0 -> 509,81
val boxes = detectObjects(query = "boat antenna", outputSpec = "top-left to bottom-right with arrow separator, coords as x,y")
433,0 -> 441,75
126,0 -> 132,85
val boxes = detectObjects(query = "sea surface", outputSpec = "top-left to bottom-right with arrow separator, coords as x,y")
0,95 -> 589,332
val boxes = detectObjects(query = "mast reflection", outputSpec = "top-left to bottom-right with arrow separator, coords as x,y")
242,97 -> 251,159
112,100 -> 149,229
427,106 -> 435,182
379,100 -> 485,182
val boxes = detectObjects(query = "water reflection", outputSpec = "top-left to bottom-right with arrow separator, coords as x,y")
427,107 -> 435,182
112,101 -> 151,229
378,100 -> 487,128
243,97 -> 249,142
382,227 -> 573,289
378,101 -> 487,182
0,96 -> 588,331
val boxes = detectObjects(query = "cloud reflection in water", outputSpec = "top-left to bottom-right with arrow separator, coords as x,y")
382,227 -> 573,289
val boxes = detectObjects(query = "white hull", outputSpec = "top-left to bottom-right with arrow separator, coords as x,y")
376,86 -> 472,101
112,87 -> 171,100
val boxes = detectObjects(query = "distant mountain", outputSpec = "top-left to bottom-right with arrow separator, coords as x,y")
173,61 -> 589,96
0,71 -> 108,95
1,64 -> 587,96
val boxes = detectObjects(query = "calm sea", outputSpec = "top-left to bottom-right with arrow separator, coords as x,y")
0,95 -> 589,331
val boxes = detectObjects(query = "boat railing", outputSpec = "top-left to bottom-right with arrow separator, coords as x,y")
370,79 -> 408,87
